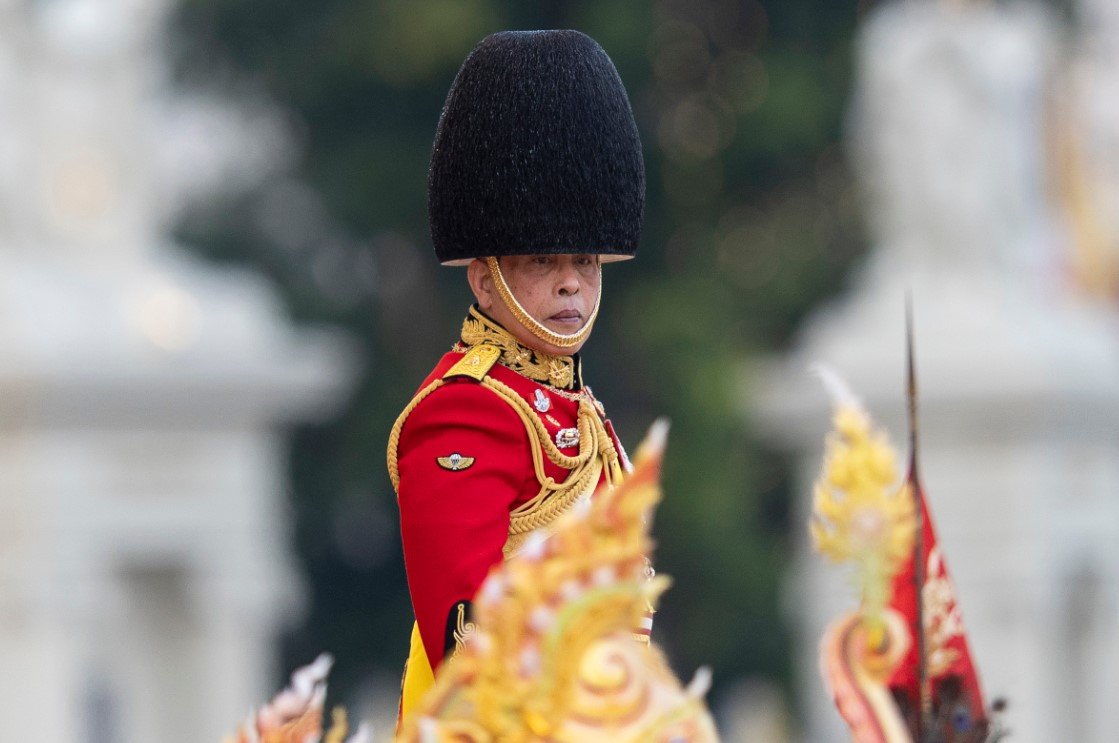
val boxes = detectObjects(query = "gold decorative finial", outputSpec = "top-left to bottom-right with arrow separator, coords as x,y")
397,421 -> 719,742
810,368 -> 916,647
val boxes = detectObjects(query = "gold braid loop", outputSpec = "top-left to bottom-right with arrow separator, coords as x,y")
387,379 -> 445,493
482,380 -> 607,556
487,385 -> 621,555
596,423 -> 625,488
509,456 -> 602,535
481,377 -> 594,470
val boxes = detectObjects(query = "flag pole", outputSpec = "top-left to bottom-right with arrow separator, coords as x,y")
906,295 -> 932,738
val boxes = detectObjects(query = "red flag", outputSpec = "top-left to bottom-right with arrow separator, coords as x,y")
890,301 -> 987,740
886,476 -> 986,739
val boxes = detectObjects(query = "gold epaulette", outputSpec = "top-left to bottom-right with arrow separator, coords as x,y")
443,345 -> 502,381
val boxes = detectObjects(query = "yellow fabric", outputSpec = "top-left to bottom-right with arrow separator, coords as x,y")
399,622 -> 435,726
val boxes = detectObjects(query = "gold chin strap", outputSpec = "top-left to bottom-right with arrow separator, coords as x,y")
485,256 -> 601,349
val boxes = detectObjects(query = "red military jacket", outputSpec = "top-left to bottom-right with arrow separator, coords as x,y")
388,309 -> 628,713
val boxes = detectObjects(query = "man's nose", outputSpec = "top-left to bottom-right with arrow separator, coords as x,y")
556,260 -> 581,295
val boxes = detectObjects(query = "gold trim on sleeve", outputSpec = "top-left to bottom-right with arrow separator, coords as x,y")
387,379 -> 445,493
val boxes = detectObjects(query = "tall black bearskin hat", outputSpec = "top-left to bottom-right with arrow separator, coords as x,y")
429,30 -> 645,266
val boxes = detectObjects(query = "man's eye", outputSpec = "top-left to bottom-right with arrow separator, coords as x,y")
533,256 -> 552,265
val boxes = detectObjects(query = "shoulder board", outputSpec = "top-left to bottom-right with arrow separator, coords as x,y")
443,345 -> 501,381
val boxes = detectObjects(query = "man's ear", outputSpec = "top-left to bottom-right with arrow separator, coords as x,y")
467,259 -> 493,310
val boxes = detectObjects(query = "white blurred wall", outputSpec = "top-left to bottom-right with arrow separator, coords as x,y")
759,2 -> 1119,740
0,2 -> 353,741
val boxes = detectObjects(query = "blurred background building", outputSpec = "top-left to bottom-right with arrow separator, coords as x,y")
5,0 -> 1118,740
762,1 -> 1119,740
0,1 -> 352,741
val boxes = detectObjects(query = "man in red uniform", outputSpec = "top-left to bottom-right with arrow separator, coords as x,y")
387,29 -> 646,720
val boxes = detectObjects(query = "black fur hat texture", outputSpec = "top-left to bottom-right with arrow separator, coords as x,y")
429,30 -> 645,266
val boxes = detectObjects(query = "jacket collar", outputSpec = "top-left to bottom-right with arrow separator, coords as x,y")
457,306 -> 582,390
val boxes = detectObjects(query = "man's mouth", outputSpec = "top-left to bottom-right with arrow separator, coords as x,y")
548,309 -> 583,325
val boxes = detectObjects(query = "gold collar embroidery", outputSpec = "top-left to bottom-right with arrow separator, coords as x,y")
456,307 -> 580,390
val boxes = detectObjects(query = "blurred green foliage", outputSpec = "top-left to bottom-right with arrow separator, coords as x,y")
172,0 -> 871,719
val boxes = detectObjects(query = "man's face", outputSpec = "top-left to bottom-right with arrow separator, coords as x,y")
469,254 -> 601,355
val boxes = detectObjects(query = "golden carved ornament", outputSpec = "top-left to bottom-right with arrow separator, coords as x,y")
396,420 -> 719,743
